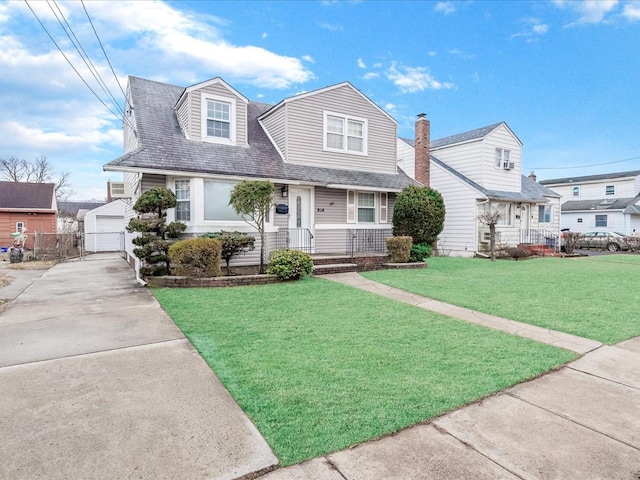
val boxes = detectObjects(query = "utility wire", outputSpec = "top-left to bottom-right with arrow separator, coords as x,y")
24,0 -> 122,122
47,0 -> 124,117
532,155 -> 640,170
81,0 -> 127,99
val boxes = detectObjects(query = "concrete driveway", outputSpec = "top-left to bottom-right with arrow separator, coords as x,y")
0,253 -> 277,480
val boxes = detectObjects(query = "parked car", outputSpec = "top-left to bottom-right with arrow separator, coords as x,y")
575,231 -> 629,251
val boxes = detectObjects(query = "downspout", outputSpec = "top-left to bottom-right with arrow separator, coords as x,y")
475,198 -> 490,257
135,256 -> 147,286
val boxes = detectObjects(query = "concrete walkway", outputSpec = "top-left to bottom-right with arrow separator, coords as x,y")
322,272 -> 602,354
0,254 -> 277,480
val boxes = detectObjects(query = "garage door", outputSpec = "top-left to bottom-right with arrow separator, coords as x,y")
93,215 -> 124,252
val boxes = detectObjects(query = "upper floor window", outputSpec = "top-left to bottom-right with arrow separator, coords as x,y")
572,186 -> 580,197
175,180 -> 191,222
495,148 -> 510,169
324,112 -> 367,155
201,94 -> 236,144
605,185 -> 615,195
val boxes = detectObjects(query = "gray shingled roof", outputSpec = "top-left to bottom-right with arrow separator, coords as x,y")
561,197 -> 640,212
104,77 -> 418,191
431,122 -> 507,149
540,170 -> 640,185
0,181 -> 55,210
431,156 -> 558,202
58,201 -> 106,216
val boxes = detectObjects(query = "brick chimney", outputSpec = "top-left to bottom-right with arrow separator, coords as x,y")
415,113 -> 430,186
528,171 -> 537,182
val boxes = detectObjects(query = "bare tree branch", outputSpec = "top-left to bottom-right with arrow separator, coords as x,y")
0,155 -> 74,201
477,209 -> 502,261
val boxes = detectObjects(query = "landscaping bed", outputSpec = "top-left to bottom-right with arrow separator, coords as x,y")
363,255 -> 640,344
154,278 -> 575,465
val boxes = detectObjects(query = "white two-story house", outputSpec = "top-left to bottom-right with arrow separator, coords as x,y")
539,170 -> 640,235
104,76 -> 418,271
399,118 -> 561,257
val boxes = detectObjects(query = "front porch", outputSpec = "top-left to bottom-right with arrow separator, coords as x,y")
477,228 -> 560,255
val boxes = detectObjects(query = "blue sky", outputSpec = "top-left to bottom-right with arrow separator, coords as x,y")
1,0 -> 639,200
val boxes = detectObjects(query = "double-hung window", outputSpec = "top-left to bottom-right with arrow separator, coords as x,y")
324,112 -> 367,155
605,185 -> 615,196
357,192 -> 375,223
595,214 -> 608,227
202,94 -> 235,144
175,180 -> 191,222
572,186 -> 580,197
538,204 -> 552,223
495,148 -> 510,168
16,221 -> 24,233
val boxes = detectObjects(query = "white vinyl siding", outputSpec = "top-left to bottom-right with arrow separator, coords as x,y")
260,84 -> 396,173
542,175 -> 638,200
432,124 -> 522,192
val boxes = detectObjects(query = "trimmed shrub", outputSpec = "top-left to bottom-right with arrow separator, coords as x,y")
392,185 -> 445,246
562,231 -> 582,255
267,249 -> 313,281
386,236 -> 412,263
409,242 -> 432,263
201,231 -> 255,275
168,237 -> 222,278
501,247 -> 531,259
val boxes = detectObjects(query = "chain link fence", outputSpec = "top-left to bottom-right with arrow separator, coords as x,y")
0,232 -> 125,262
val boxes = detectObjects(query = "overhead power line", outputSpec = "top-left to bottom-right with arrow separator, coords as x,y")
532,155 -> 640,170
24,0 -> 135,131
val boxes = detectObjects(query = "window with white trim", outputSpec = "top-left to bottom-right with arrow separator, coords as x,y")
495,148 -> 510,168
203,180 -> 243,221
605,185 -> 615,196
175,180 -> 190,222
16,221 -> 24,233
538,204 -> 552,223
201,94 -> 236,144
357,192 -> 375,223
324,112 -> 367,155
572,186 -> 580,197
595,214 -> 607,227
481,202 -> 512,226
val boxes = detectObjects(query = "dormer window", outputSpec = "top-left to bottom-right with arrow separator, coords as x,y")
495,148 -> 510,169
201,93 -> 236,144
324,111 -> 367,155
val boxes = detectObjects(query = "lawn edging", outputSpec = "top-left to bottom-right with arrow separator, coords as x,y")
145,273 -> 281,288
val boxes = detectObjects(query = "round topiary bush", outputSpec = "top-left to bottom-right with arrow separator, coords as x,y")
168,237 -> 222,278
267,249 -> 313,281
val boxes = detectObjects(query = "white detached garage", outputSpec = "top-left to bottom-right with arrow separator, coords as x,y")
83,200 -> 126,252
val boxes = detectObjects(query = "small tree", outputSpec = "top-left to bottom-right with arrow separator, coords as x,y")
477,209 -> 502,261
392,185 -> 446,248
229,181 -> 275,273
126,187 -> 186,276
201,231 -> 255,275
562,231 -> 582,255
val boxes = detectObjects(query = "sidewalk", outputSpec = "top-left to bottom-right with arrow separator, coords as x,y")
0,254 -> 277,480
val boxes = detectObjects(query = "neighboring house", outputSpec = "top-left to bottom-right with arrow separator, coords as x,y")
0,181 -> 57,249
539,170 -> 640,234
104,76 -> 418,270
399,118 -> 561,257
83,200 -> 126,252
58,201 -> 106,232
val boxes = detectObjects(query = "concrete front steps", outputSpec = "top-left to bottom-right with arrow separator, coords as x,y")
311,253 -> 426,275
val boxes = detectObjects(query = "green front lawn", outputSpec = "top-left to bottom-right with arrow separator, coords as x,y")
363,255 -> 640,344
154,279 -> 575,465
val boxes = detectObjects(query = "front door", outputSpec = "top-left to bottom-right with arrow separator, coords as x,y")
288,187 -> 312,250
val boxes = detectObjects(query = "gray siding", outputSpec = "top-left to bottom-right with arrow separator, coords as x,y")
315,229 -> 347,253
265,85 -> 397,174
315,187 -> 347,224
141,174 -> 166,192
273,184 -> 289,228
176,98 -> 190,138
261,107 -> 287,158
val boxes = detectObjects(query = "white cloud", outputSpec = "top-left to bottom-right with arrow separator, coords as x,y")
511,18 -> 549,41
448,48 -> 475,60
386,62 -> 454,93
357,57 -> 366,68
434,2 -> 455,15
384,103 -> 396,112
318,22 -> 343,32
554,0 -> 619,25
623,2 -> 640,21
362,72 -> 379,80
261,32 -> 268,39
301,55 -> 314,63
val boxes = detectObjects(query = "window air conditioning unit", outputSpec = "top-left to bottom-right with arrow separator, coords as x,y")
503,162 -> 515,170
108,181 -> 131,199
